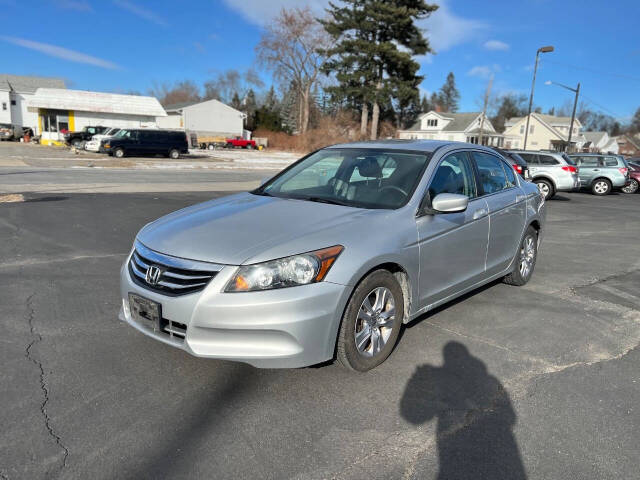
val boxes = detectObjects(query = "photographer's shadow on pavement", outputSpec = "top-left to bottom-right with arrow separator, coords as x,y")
400,342 -> 527,480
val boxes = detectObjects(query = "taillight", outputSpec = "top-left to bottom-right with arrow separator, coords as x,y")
619,167 -> 628,176
561,165 -> 577,174
513,164 -> 523,174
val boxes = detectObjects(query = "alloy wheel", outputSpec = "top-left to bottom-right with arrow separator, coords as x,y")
622,179 -> 638,194
354,287 -> 396,357
519,234 -> 536,279
536,182 -> 550,198
594,181 -> 609,194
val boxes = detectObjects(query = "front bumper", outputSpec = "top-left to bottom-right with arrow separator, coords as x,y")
119,257 -> 351,368
85,142 -> 100,152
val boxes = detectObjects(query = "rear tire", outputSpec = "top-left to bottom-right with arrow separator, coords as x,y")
621,179 -> 638,194
208,144 -> 215,150
113,148 -> 125,158
535,179 -> 554,199
591,178 -> 611,195
337,270 -> 404,372
503,226 -> 538,286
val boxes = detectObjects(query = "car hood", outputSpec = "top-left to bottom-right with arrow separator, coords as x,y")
137,192 -> 379,265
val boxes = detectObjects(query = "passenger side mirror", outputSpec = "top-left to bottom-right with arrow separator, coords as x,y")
431,193 -> 469,213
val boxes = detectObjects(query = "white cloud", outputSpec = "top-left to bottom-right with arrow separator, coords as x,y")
468,64 -> 501,78
113,0 -> 167,26
483,40 -> 509,51
0,36 -> 120,69
220,0 -> 485,53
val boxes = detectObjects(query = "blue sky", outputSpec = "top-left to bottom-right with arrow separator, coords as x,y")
1,0 -> 638,121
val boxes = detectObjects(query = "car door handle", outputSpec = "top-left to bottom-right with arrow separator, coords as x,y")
593,169 -> 600,171
473,208 -> 488,219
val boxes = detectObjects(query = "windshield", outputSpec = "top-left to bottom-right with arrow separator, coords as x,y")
255,148 -> 432,209
114,129 -> 135,138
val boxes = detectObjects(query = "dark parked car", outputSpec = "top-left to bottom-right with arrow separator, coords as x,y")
491,148 -> 530,180
102,129 -> 188,159
64,126 -> 109,148
622,161 -> 640,194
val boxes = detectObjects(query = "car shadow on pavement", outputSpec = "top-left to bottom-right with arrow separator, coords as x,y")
400,342 -> 527,480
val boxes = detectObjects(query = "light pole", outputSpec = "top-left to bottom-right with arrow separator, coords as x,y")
523,45 -> 554,150
545,80 -> 581,152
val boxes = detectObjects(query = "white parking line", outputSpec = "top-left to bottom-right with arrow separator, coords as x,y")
595,283 -> 640,306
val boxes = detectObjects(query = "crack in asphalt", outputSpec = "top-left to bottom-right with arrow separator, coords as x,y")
24,293 -> 69,475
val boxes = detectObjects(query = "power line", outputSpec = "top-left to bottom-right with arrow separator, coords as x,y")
542,59 -> 640,83
579,93 -> 626,120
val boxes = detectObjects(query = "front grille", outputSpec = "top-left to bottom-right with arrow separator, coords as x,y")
129,241 -> 223,296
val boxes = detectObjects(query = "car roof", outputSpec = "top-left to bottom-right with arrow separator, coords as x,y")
326,139 -> 496,154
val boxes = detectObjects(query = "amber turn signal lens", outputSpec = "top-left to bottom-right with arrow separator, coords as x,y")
313,245 -> 344,281
234,275 -> 249,291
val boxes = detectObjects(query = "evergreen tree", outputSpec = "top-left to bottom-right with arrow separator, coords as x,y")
420,94 -> 431,113
631,106 -> 640,133
230,92 -> 242,111
547,106 -> 555,116
280,83 -> 299,133
244,89 -> 258,130
438,72 -> 460,112
430,92 -> 442,111
322,0 -> 438,139
264,86 -> 280,112
490,93 -> 527,132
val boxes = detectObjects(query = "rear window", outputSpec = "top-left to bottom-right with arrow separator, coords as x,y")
561,153 -> 576,165
509,153 -> 528,166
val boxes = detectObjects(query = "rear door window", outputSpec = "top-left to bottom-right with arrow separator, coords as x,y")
472,152 -> 509,195
519,153 -> 538,164
603,156 -> 619,166
578,157 -> 600,167
539,155 -> 559,165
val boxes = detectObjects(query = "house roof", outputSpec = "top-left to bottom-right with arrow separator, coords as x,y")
0,74 -> 65,94
27,88 -> 167,117
505,113 -> 580,127
405,111 -> 482,132
164,100 -> 199,112
619,134 -> 640,150
583,131 -> 607,144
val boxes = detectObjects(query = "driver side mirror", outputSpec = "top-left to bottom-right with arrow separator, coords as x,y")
421,193 -> 468,215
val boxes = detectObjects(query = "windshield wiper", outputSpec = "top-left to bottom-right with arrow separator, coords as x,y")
294,195 -> 352,207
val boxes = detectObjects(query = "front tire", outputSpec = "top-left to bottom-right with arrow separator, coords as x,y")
535,179 -> 554,199
621,179 -> 638,194
337,270 -> 404,372
113,148 -> 125,158
503,226 -> 538,286
591,178 -> 611,195
169,149 -> 180,159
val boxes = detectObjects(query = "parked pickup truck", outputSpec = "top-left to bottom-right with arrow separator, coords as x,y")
65,126 -> 109,148
226,137 -> 257,149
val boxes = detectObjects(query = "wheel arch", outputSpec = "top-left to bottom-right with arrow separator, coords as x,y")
532,174 -> 556,189
590,176 -> 612,186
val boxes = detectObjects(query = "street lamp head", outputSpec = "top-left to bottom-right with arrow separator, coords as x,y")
538,46 -> 554,53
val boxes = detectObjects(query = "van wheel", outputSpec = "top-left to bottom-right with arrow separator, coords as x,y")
207,144 -> 215,150
535,179 -> 554,199
169,149 -> 180,159
337,270 -> 404,372
503,225 -> 538,286
72,139 -> 84,149
114,148 -> 125,158
591,178 -> 611,195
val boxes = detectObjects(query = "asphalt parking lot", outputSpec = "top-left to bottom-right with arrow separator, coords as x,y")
1,164 -> 640,478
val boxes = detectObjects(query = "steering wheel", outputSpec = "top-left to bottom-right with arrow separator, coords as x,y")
380,185 -> 408,197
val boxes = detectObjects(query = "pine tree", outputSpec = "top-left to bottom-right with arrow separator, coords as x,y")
230,92 -> 242,111
244,89 -> 258,130
322,0 -> 438,139
280,83 -> 299,133
420,95 -> 431,113
438,72 -> 460,113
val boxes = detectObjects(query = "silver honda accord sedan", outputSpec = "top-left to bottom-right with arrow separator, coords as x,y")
119,140 -> 545,371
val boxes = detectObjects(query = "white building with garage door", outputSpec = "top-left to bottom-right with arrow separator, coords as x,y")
27,88 -> 167,145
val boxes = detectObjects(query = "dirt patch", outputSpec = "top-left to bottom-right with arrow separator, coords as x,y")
0,193 -> 25,203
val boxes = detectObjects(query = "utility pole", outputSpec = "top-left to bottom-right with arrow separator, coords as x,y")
545,80 -> 581,152
478,74 -> 494,146
524,45 -> 554,150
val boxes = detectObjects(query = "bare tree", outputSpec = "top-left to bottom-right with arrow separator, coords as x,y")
203,68 -> 265,104
256,7 -> 330,134
149,80 -> 200,106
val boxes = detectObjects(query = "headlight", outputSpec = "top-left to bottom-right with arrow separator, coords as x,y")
225,245 -> 344,292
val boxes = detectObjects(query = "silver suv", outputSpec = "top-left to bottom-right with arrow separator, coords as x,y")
568,154 -> 630,195
510,150 -> 579,199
